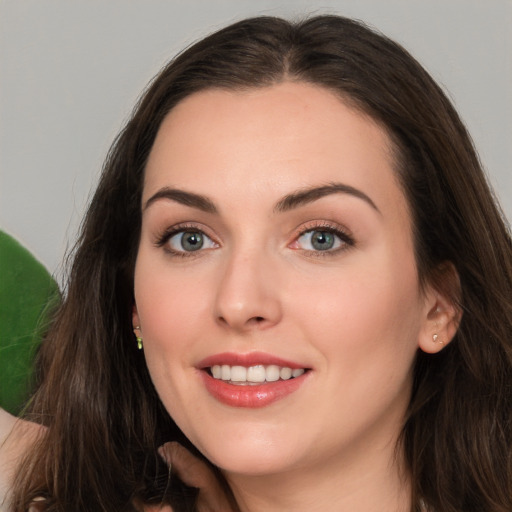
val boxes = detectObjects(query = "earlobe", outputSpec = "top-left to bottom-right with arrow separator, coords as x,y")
132,305 -> 143,350
418,300 -> 461,354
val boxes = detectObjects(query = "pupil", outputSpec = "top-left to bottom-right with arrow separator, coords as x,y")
311,231 -> 334,251
182,231 -> 203,251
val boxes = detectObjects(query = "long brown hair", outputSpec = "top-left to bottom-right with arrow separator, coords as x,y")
12,15 -> 512,512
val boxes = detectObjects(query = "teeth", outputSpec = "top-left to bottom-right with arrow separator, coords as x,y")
280,367 -> 292,380
210,364 -> 306,383
266,365 -> 280,382
211,365 -> 222,379
230,366 -> 247,382
247,365 -> 266,383
221,364 -> 231,380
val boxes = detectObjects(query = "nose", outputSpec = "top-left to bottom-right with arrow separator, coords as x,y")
214,248 -> 282,332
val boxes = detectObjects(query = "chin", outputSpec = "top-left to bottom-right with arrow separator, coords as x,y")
208,446 -> 299,477
188,423 -> 306,476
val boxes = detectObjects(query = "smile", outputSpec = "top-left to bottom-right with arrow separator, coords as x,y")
209,364 -> 305,384
197,352 -> 311,407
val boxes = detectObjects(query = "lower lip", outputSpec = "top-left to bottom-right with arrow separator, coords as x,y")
199,371 -> 309,408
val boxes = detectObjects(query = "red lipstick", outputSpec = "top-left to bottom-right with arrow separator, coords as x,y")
197,352 -> 310,408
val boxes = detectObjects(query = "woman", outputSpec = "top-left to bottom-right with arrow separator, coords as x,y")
4,15 -> 511,512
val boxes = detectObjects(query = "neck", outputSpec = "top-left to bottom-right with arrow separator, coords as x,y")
224,437 -> 411,512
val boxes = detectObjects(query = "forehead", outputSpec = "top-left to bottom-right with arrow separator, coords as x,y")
143,82 -> 407,219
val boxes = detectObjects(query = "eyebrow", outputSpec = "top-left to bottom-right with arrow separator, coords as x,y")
144,187 -> 217,213
274,182 -> 380,214
143,182 -> 379,215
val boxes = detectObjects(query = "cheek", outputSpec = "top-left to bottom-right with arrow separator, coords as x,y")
133,254 -> 212,369
289,249 -> 423,376
133,256 -> 214,423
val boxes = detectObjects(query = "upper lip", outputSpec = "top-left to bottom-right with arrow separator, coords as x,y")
197,351 -> 308,370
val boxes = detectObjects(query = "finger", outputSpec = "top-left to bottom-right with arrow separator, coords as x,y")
143,505 -> 174,512
28,506 -> 44,512
158,442 -> 236,512
28,498 -> 46,512
158,442 -> 217,490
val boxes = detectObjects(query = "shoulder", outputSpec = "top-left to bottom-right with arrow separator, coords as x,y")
0,408 -> 42,511
0,408 -> 18,444
0,407 -> 19,510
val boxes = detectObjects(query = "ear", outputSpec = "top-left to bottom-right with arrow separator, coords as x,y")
418,263 -> 462,354
132,304 -> 141,332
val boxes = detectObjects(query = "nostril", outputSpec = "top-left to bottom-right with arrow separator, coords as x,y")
246,316 -> 266,326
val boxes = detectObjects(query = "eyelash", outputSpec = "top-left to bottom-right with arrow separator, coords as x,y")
154,223 -> 218,258
291,221 -> 355,257
154,221 -> 355,258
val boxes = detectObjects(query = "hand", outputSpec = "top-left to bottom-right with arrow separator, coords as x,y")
158,442 -> 238,512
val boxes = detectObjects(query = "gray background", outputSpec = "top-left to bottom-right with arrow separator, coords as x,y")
1,0 -> 511,281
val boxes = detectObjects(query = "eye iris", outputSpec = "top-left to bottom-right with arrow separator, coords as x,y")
181,231 -> 203,251
311,231 -> 335,250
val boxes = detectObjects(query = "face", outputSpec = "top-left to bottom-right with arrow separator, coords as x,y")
133,82 -> 437,479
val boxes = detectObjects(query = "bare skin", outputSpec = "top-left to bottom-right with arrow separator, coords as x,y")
2,83 -> 458,512
155,442 -> 238,512
0,408 -> 43,510
133,83 -> 459,512
0,408 -> 234,512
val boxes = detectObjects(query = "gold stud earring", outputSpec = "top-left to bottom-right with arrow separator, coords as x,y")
432,333 -> 443,345
133,326 -> 143,350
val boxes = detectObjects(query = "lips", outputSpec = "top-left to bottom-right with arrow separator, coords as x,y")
197,352 -> 311,408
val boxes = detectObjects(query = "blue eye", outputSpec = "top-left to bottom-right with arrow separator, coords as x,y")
296,229 -> 345,252
167,230 -> 217,253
